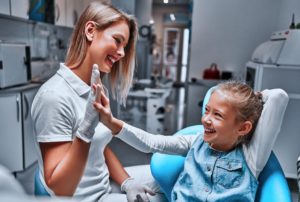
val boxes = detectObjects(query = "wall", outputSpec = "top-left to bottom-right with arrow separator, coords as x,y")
276,0 -> 300,30
188,0 -> 281,80
135,0 -> 152,26
111,0 -> 135,15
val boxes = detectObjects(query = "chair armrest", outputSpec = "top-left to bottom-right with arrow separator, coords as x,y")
150,125 -> 203,201
255,152 -> 292,202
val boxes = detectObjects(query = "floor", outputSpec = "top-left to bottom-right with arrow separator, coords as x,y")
13,86 -> 300,201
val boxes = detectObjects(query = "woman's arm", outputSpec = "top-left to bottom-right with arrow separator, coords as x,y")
33,65 -> 102,196
104,146 -> 129,185
37,90 -> 98,197
40,138 -> 90,196
244,89 -> 289,178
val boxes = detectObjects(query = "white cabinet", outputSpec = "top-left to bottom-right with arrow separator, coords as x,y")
0,0 -> 29,19
55,0 -> 84,27
55,0 -> 66,26
22,87 -> 39,168
10,0 -> 29,19
0,84 -> 40,172
65,0 -> 83,27
0,0 -> 10,15
246,63 -> 300,179
0,93 -> 23,171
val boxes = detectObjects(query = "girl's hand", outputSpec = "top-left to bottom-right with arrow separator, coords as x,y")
93,84 -> 124,134
93,85 -> 113,126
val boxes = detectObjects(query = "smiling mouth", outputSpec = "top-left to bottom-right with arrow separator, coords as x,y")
205,128 -> 216,134
106,55 -> 117,67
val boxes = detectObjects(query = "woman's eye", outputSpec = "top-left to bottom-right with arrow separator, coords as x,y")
114,37 -> 121,44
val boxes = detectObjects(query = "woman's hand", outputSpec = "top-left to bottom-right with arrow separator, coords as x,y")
76,64 -> 101,143
121,177 -> 155,202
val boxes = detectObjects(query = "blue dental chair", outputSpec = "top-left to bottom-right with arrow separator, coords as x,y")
150,87 -> 292,202
34,167 -> 50,196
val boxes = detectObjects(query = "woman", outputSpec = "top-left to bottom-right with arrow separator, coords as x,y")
31,2 -> 161,202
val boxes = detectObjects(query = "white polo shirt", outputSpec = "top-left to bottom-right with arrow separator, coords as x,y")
31,63 -> 113,202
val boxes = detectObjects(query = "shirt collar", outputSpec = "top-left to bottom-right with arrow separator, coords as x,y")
57,63 -> 90,96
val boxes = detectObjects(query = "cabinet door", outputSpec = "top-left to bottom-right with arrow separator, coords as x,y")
0,0 -> 10,15
259,66 -> 300,178
65,0 -> 81,27
22,87 -> 39,168
82,0 -> 93,11
64,0 -> 84,27
10,0 -> 29,19
0,93 -> 23,172
55,0 -> 66,26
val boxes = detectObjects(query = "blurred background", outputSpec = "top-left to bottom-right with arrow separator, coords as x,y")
0,0 -> 300,200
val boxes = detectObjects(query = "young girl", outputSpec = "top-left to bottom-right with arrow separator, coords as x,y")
95,80 -> 289,201
31,2 -> 162,202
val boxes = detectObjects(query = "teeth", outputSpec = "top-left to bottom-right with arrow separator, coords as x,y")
108,56 -> 115,64
205,128 -> 215,133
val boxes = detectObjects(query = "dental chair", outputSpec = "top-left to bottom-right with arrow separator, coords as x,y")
34,168 -> 50,196
150,87 -> 292,202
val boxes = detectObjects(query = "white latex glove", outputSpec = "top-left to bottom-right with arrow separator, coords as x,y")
76,64 -> 101,143
121,178 -> 156,202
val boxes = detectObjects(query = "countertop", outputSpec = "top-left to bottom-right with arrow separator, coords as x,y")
0,82 -> 42,94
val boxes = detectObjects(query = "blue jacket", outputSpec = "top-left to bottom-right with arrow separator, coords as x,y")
172,135 -> 258,202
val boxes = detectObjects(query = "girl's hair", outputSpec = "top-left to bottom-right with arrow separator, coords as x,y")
65,2 -> 138,105
215,80 -> 263,144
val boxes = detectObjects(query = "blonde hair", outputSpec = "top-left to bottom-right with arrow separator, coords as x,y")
215,80 -> 263,144
65,2 -> 138,105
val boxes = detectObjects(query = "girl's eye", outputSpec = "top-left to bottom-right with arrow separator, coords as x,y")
215,112 -> 223,118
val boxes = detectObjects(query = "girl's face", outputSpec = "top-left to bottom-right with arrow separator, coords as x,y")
89,20 -> 129,73
201,90 -> 246,151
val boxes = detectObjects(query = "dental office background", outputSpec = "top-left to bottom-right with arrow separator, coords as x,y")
0,0 -> 300,200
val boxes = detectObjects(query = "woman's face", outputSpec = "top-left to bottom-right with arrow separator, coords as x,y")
89,20 -> 129,73
201,90 -> 245,151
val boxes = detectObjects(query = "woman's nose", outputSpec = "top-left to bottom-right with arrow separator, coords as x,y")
117,46 -> 125,58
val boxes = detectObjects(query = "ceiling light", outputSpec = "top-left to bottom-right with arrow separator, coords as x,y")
149,19 -> 155,24
170,13 -> 176,21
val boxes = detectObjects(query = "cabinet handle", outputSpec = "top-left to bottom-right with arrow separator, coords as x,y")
24,94 -> 29,119
73,10 -> 78,26
16,96 -> 20,122
55,3 -> 60,22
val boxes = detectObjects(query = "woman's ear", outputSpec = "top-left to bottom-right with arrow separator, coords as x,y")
238,121 -> 253,137
85,21 -> 96,42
